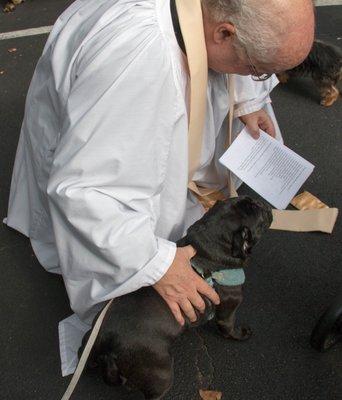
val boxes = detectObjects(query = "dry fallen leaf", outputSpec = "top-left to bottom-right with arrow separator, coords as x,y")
199,389 -> 222,400
8,47 -> 17,53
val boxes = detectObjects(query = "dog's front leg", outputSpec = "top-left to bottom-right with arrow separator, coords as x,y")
214,284 -> 252,341
313,77 -> 340,107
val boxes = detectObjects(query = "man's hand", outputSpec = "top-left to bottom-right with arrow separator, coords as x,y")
153,246 -> 220,326
239,109 -> 276,139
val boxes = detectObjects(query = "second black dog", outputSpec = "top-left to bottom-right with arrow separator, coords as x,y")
79,196 -> 273,400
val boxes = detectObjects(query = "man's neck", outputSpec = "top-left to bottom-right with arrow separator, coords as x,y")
170,0 -> 186,54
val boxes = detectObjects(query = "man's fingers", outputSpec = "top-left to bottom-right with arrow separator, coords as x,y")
167,301 -> 185,326
265,122 -> 276,138
246,123 -> 260,139
197,279 -> 220,305
260,119 -> 276,138
179,299 -> 198,322
188,293 -> 206,313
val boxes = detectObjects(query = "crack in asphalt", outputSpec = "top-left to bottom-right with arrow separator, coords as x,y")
194,329 -> 215,392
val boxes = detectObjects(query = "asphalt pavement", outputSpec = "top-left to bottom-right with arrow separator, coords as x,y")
0,2 -> 341,400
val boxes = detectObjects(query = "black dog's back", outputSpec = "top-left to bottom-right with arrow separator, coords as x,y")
83,287 -> 182,398
89,287 -> 182,359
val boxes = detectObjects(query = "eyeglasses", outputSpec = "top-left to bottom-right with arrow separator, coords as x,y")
246,51 -> 272,82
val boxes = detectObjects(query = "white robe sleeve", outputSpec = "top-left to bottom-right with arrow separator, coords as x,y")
232,74 -> 279,117
47,32 -> 178,320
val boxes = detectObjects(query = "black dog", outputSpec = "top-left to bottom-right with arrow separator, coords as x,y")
277,40 -> 342,107
79,196 -> 273,399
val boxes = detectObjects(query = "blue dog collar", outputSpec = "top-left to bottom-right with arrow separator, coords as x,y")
191,263 -> 245,287
211,269 -> 245,286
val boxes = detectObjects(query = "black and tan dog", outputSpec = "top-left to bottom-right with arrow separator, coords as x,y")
277,40 -> 342,107
79,196 -> 273,400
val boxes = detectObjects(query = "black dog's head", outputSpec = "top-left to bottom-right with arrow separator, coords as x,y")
177,196 -> 273,272
226,197 -> 273,260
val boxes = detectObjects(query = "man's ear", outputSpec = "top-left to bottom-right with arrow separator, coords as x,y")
213,22 -> 236,44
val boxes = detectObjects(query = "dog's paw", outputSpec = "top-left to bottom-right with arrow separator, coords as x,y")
3,2 -> 15,12
218,324 -> 252,341
228,325 -> 252,341
3,0 -> 23,12
320,86 -> 339,107
320,95 -> 339,107
236,326 -> 252,341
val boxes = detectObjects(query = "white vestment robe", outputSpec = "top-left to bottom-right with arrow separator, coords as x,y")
5,0 -> 282,376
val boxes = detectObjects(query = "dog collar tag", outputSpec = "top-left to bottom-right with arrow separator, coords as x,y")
212,269 -> 245,286
191,262 -> 245,287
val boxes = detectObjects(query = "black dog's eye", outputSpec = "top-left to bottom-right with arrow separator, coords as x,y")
241,227 -> 250,241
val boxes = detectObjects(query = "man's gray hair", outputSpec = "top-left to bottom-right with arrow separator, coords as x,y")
202,0 -> 284,64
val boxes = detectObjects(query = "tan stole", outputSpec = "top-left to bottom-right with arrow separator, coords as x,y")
175,0 -> 338,233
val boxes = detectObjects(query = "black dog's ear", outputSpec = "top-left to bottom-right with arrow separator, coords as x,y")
232,226 -> 251,259
241,226 -> 250,241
